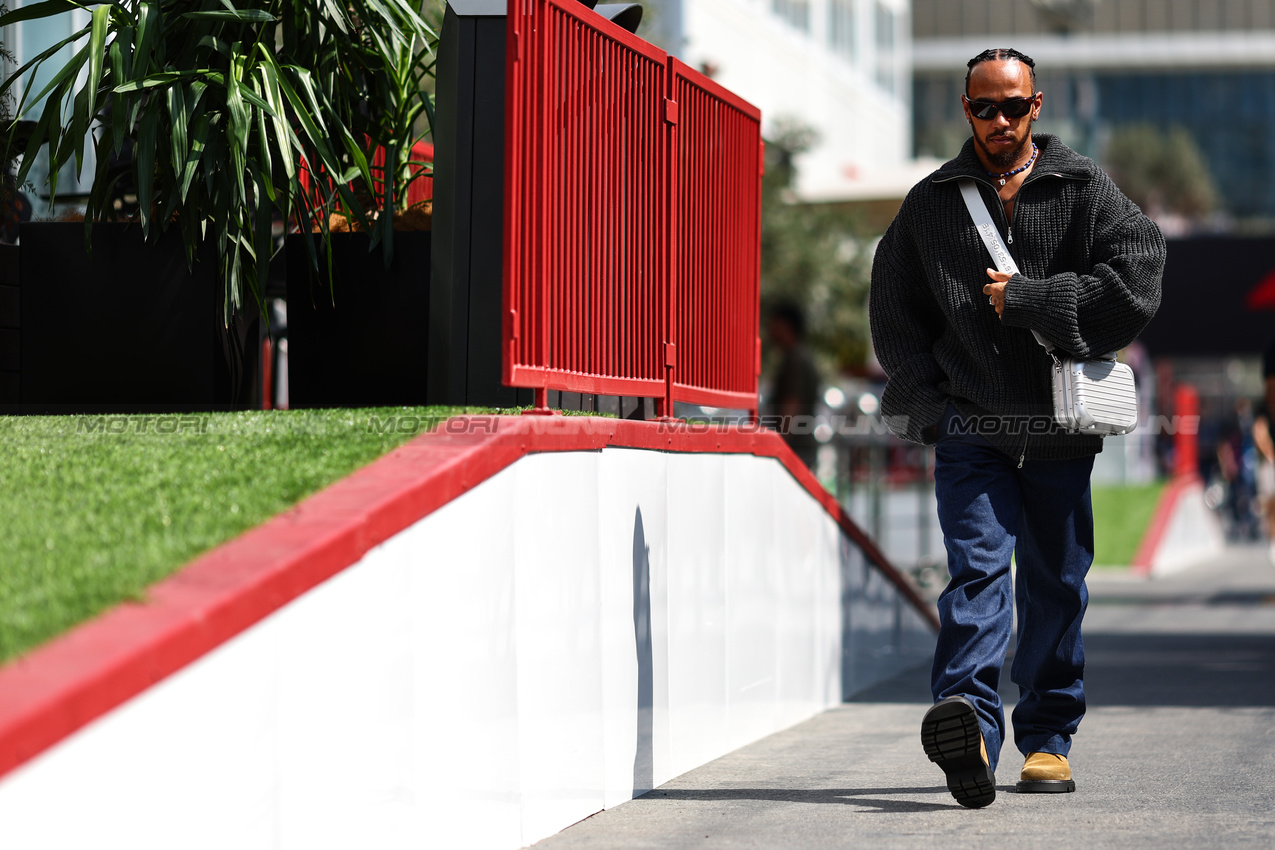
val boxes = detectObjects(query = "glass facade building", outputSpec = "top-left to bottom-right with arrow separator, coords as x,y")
911,0 -> 1275,221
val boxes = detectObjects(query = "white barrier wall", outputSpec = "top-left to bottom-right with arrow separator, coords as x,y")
0,448 -> 934,850
1148,479 -> 1226,577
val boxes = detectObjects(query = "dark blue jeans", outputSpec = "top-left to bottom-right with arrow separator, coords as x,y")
931,406 -> 1095,771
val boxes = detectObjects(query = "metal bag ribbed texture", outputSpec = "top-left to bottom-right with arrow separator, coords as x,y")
1051,357 -> 1139,436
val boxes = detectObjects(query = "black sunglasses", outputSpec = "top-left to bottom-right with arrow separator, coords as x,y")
964,95 -> 1037,120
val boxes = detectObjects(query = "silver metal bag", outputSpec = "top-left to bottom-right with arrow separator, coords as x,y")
1050,354 -> 1138,436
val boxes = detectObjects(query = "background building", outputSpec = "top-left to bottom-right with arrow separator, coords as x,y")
2,4 -> 97,216
912,0 -> 1275,227
643,0 -> 924,202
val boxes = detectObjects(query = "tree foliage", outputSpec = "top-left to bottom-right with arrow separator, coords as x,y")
1102,123 -> 1218,220
761,118 -> 874,374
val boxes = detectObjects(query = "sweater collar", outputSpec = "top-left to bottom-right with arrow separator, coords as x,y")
930,133 -> 1093,184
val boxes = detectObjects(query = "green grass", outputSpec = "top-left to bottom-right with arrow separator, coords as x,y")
0,406 -> 517,664
1091,482 -> 1166,567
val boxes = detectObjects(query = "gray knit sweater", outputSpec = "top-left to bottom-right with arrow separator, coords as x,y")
869,133 -> 1165,461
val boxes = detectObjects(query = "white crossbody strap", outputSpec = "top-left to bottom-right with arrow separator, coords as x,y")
957,178 -> 1053,352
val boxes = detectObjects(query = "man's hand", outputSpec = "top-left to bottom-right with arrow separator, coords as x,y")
983,269 -> 1012,318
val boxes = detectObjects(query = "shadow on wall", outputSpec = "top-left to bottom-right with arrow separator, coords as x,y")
633,507 -> 654,796
628,496 -> 936,780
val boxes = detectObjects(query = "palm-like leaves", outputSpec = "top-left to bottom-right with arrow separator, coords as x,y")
0,0 -> 438,318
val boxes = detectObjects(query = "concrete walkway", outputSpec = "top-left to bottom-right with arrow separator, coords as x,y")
532,545 -> 1275,849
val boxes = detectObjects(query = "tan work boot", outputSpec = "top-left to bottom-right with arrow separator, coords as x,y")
1016,752 -> 1076,793
921,696 -> 996,808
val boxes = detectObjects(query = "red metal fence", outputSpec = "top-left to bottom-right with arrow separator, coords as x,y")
504,0 -> 762,417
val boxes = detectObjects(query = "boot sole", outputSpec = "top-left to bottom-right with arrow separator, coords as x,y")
921,696 -> 996,809
1016,778 -> 1076,793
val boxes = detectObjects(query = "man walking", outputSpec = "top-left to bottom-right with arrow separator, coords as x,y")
869,48 -> 1165,808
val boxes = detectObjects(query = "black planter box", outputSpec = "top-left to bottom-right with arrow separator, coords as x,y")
2,221 -> 258,414
0,242 -> 19,403
285,232 -> 431,408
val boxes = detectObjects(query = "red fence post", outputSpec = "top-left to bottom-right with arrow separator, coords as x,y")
660,79 -> 680,420
751,110 -> 764,421
1174,384 -> 1200,480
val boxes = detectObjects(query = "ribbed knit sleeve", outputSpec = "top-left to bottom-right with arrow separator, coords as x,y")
870,216 -> 950,444
1001,171 -> 1165,357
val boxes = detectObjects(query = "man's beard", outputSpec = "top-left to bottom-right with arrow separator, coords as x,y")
975,119 -> 1033,170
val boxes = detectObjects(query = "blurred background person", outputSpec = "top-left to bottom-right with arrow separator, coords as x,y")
1217,398 -> 1261,541
1253,411 -> 1275,563
765,300 -> 822,470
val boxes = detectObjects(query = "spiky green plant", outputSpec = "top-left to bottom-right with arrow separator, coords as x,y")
0,0 -> 438,318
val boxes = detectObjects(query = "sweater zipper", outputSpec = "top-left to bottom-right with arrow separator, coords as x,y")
1005,174 -> 1039,250
1007,169 -> 1085,466
1006,177 -> 1034,468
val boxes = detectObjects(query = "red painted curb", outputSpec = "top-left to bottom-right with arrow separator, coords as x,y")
0,416 -> 936,782
1130,475 -> 1198,576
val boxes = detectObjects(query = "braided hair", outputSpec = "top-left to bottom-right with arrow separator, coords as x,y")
965,48 -> 1036,94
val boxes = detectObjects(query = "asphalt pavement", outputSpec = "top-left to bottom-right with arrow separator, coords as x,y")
531,544 -> 1275,849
